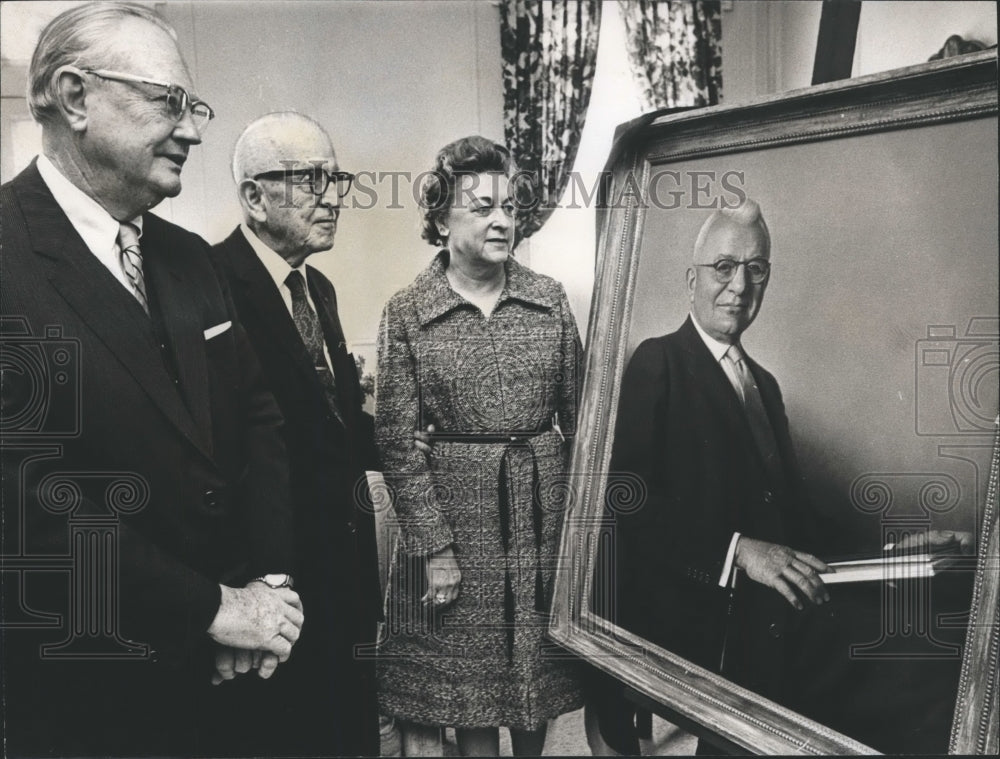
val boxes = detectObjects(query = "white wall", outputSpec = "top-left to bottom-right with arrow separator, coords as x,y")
721,0 -> 997,104
855,1 -> 996,76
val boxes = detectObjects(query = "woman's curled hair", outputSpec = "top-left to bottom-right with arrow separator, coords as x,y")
419,136 -> 519,247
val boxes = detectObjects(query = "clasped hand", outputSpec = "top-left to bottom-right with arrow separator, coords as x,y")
207,582 -> 303,685
735,536 -> 830,610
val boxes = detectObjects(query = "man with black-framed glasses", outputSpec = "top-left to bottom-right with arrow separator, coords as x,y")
210,111 -> 383,757
1,3 -> 301,756
592,199 -> 830,755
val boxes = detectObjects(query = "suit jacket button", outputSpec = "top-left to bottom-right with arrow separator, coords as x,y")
204,489 -> 218,508
763,490 -> 774,504
769,623 -> 782,638
347,521 -> 356,534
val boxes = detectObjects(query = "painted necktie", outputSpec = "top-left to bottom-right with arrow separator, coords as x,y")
725,344 -> 784,487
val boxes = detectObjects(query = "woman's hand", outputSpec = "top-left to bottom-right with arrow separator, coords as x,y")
412,424 -> 436,457
422,545 -> 461,607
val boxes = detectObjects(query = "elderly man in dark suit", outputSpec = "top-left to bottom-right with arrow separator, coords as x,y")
0,4 -> 303,756
594,200 -> 831,753
210,112 -> 383,757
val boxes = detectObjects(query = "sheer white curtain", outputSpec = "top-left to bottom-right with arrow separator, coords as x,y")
519,1 -> 643,337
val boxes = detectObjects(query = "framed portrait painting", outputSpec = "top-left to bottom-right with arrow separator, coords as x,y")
549,50 -> 998,755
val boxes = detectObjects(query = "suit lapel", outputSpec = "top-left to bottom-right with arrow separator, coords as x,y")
308,265 -> 358,425
222,230 -> 325,389
678,319 -> 746,422
16,167 -> 208,456
141,226 -> 212,454
745,354 -> 795,474
220,231 -> 357,432
307,265 -> 346,352
677,317 -> 766,465
747,357 -> 782,429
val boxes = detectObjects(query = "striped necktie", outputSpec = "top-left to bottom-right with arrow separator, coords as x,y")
724,344 -> 784,488
117,222 -> 148,314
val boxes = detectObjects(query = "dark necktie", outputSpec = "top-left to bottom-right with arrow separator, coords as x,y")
117,222 -> 148,314
725,344 -> 784,488
285,270 -> 344,426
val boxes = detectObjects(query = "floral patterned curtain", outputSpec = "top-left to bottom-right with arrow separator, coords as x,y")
501,0 -> 602,243
618,0 -> 722,111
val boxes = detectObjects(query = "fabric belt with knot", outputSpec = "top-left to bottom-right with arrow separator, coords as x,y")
428,426 -> 553,662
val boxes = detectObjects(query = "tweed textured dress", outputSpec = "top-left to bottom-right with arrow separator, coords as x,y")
376,251 -> 584,730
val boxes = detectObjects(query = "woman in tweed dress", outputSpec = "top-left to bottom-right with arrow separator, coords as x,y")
376,136 -> 584,756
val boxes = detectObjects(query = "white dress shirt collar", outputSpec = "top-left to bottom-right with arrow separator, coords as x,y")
36,154 -> 143,291
238,223 -> 323,320
238,224 -> 335,373
239,223 -> 303,290
36,153 -> 144,250
690,312 -> 737,362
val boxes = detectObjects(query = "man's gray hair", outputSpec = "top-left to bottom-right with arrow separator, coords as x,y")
230,111 -> 331,184
28,2 -> 177,126
693,198 -> 771,260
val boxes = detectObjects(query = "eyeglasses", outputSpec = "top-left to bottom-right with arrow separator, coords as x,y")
82,69 -> 214,133
252,168 -> 355,198
696,258 -> 771,284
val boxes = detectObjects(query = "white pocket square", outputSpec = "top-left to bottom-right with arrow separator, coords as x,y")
203,321 -> 232,340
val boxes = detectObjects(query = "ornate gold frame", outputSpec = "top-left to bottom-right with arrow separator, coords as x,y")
549,51 -> 998,755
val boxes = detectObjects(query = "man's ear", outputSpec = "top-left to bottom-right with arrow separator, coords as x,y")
238,179 -> 268,224
435,220 -> 449,239
686,266 -> 696,300
53,67 -> 89,132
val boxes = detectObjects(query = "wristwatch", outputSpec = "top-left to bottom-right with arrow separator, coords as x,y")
252,573 -> 294,589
